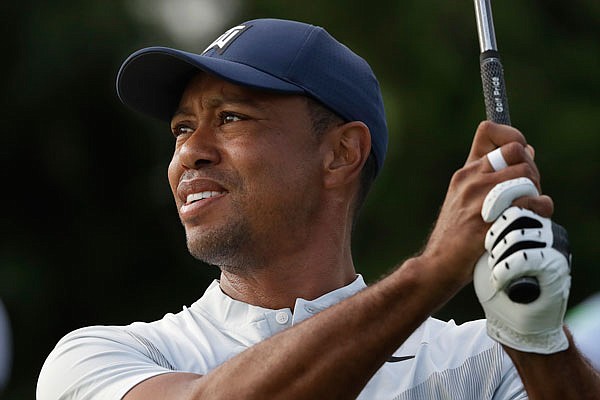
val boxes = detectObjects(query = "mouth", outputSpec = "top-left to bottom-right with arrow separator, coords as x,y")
179,187 -> 228,220
176,176 -> 230,220
185,191 -> 226,205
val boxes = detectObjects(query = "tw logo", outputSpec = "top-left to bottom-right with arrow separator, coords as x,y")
203,25 -> 250,55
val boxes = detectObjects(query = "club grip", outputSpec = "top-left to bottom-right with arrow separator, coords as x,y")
480,50 -> 511,125
479,51 -> 540,304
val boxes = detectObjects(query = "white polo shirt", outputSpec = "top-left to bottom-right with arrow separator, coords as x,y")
37,276 -> 525,399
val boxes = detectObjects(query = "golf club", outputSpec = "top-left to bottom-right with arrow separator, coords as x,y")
474,0 -> 540,304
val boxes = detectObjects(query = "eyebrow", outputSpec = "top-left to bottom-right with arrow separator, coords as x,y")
171,94 -> 269,121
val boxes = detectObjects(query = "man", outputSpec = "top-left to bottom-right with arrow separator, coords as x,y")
38,18 -> 600,399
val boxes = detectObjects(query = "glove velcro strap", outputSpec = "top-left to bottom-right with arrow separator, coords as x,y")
486,315 -> 569,354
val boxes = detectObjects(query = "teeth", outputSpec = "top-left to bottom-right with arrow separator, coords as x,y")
186,191 -> 223,203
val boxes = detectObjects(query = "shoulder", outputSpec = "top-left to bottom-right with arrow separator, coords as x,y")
37,324 -> 170,400
36,302 -> 217,400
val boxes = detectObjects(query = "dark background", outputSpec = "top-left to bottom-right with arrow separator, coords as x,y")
1,0 -> 598,398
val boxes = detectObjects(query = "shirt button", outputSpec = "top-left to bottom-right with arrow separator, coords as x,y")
275,311 -> 289,325
304,305 -> 316,314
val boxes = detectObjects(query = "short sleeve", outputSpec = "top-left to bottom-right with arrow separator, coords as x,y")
37,326 -> 175,400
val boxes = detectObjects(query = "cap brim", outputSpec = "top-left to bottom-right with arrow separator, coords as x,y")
116,47 -> 305,121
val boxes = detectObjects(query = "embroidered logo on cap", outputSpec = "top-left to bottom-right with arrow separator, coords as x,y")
202,25 -> 251,55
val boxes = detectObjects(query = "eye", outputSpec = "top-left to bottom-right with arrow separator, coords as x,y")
172,124 -> 194,138
219,111 -> 245,125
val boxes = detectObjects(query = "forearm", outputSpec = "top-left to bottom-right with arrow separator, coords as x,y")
204,256 -> 462,398
503,328 -> 600,399
126,256 -> 465,400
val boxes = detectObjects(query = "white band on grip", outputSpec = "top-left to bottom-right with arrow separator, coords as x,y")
487,148 -> 508,171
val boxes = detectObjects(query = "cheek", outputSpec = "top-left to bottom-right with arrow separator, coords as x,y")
244,150 -> 319,202
167,157 -> 181,199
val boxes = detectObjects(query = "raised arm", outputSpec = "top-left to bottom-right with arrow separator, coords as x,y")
125,256 -> 463,399
124,121 -> 547,400
504,330 -> 600,399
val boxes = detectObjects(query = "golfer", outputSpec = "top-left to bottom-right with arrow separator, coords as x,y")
38,18 -> 600,399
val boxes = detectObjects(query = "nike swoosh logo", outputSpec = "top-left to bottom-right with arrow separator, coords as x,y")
387,355 -> 415,363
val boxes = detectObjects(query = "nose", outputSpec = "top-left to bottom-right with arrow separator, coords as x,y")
177,126 -> 220,170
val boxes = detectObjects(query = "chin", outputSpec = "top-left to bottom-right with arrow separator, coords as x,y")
184,220 -> 258,268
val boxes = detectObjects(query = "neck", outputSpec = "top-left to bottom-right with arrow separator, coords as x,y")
217,189 -> 360,310
218,216 -> 356,309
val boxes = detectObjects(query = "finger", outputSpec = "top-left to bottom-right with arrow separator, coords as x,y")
512,195 -> 554,218
481,178 -> 539,222
479,149 -> 542,200
488,227 -> 548,265
491,247 -> 567,289
486,148 -> 508,171
466,121 -> 528,164
483,206 -> 549,252
474,255 -> 496,302
526,144 -> 535,160
482,142 -> 536,173
491,250 -> 545,290
487,162 -> 542,195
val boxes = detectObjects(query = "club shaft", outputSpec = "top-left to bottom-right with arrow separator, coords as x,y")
474,0 -> 498,52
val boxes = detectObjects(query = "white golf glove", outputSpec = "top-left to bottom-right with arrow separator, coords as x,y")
474,178 -> 572,354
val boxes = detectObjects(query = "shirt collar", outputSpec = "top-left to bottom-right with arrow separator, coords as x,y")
191,275 -> 367,337
292,275 -> 366,324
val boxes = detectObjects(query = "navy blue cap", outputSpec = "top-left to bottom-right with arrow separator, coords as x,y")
117,18 -> 388,173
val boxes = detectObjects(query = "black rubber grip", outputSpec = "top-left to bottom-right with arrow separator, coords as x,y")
480,53 -> 511,126
506,277 -> 540,304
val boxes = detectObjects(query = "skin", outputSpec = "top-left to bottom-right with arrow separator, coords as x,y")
125,73 -> 600,399
167,74 -> 363,307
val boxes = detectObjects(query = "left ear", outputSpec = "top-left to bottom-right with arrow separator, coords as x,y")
322,121 -> 371,189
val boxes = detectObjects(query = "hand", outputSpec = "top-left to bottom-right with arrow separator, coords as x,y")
474,205 -> 571,354
421,121 -> 551,286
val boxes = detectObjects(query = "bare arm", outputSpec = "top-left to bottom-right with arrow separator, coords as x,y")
125,122 -> 600,399
124,121 -> 505,399
503,328 -> 600,399
125,255 -> 459,399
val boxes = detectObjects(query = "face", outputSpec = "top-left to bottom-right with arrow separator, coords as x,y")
168,73 -> 325,270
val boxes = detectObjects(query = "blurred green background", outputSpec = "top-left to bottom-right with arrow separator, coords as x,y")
1,0 -> 598,398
